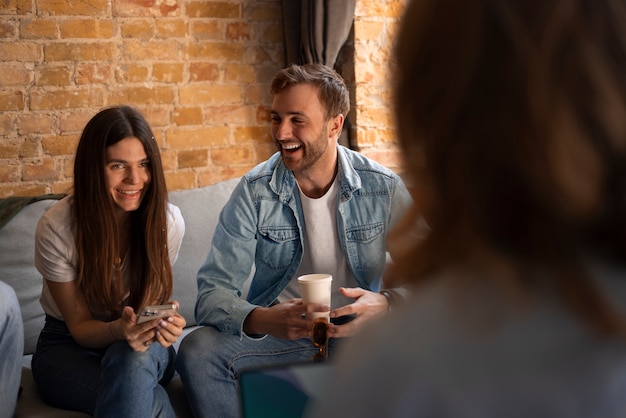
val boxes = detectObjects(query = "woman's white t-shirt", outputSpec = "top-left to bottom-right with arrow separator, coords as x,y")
34,196 -> 185,321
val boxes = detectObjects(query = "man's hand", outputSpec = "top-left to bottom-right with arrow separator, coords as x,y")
327,287 -> 388,338
244,298 -> 328,340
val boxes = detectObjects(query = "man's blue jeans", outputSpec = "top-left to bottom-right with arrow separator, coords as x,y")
32,315 -> 176,418
0,281 -> 24,418
175,326 -> 341,418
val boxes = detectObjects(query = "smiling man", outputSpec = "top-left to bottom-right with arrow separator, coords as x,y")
176,64 -> 413,418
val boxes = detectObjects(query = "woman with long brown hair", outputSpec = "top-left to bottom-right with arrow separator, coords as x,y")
311,0 -> 626,416
32,105 -> 186,417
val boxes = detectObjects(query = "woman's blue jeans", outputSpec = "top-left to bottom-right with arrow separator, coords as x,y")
32,315 -> 176,418
175,325 -> 341,418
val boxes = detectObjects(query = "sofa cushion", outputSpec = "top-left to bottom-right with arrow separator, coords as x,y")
160,177 -> 241,326
1,200 -> 58,355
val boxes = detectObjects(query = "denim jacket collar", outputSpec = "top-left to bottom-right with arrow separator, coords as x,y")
268,144 -> 362,203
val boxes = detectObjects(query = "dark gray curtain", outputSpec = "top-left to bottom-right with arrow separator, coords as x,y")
281,0 -> 356,67
281,0 -> 357,148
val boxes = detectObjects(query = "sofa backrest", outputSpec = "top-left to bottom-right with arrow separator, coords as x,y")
1,200 -> 58,355
168,178 -> 241,326
0,177 -> 240,355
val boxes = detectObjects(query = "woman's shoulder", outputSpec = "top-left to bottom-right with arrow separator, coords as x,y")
35,196 -> 76,257
166,201 -> 183,221
166,201 -> 185,232
38,195 -> 73,229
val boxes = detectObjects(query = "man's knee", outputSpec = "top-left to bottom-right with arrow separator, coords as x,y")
177,326 -> 223,368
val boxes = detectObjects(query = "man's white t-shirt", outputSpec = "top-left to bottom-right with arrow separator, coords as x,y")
279,178 -> 358,309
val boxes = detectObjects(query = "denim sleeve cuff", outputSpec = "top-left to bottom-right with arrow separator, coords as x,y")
237,305 -> 268,341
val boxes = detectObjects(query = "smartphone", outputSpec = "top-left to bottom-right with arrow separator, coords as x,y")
136,304 -> 178,324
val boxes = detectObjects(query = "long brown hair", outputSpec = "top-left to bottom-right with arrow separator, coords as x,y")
72,105 -> 173,317
390,0 -> 626,334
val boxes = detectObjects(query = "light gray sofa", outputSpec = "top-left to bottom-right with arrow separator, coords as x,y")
1,177 -> 241,418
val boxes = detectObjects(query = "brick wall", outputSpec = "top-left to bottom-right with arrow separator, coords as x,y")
0,0 -> 405,197
354,0 -> 406,170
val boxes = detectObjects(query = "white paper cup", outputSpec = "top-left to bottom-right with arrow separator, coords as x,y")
297,273 -> 332,320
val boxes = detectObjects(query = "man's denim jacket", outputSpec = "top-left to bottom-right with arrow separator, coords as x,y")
195,145 -> 413,337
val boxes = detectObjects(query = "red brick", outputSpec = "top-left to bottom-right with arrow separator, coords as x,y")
211,145 -> 254,166
36,65 -> 72,86
223,63 -> 255,83
0,21 -> 15,37
30,88 -> 104,110
259,22 -> 282,43
141,107 -> 171,128
0,113 -> 15,135
244,85 -> 273,106
178,149 -> 208,168
121,20 -> 156,38
189,62 -> 220,82
76,63 -> 114,84
60,19 -> 115,38
18,113 -> 55,135
20,137 -> 39,158
0,184 -> 49,198
2,0 -> 33,14
52,180 -> 73,194
226,22 -> 250,40
160,149 -> 177,171
107,86 -> 175,106
0,64 -> 32,86
0,91 -> 25,111
233,126 -> 272,144
113,0 -> 181,18
167,126 -> 230,149
0,164 -> 20,183
244,3 -> 281,21
156,19 -> 188,38
179,84 -> 241,106
20,19 -> 57,39
42,135 -> 80,156
153,63 -> 184,83
44,42 -> 115,61
165,170 -> 196,191
0,140 -> 21,158
189,20 -> 223,40
186,41 -> 245,61
203,105 -> 254,124
173,107 -> 203,126
186,1 -> 239,18
0,41 -> 42,61
116,64 -> 150,83
121,39 -> 179,61
22,158 -> 57,181
38,0 -> 108,15
59,112 -> 93,134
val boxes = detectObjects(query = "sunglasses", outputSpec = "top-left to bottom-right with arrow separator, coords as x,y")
311,318 -> 329,362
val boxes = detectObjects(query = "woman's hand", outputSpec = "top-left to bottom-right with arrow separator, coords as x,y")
116,301 -> 186,351
114,307 -> 160,352
154,300 -> 186,348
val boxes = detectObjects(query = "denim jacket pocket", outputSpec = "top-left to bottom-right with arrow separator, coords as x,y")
256,226 -> 299,269
346,221 -> 385,243
345,221 -> 386,272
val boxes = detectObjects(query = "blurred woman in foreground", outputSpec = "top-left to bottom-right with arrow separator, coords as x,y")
311,0 -> 626,416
